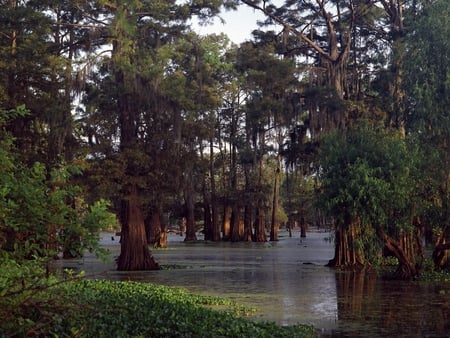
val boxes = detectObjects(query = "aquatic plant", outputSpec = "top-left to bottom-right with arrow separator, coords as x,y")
0,273 -> 315,337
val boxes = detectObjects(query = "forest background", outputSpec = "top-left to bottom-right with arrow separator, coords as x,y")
0,0 -> 449,282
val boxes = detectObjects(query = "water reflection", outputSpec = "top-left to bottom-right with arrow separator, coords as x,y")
329,271 -> 450,337
54,231 -> 450,337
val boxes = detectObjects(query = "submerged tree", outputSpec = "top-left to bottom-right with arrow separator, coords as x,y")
319,122 -> 421,278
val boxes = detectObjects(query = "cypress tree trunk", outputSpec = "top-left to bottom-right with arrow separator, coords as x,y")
377,228 -> 417,279
222,205 -> 231,240
254,199 -> 267,242
209,137 -> 221,241
270,155 -> 281,241
230,202 -> 241,242
114,31 -> 159,269
327,219 -> 365,270
201,145 -> 212,241
210,197 -> 220,241
203,198 -> 212,241
300,216 -> 307,238
433,225 -> 450,270
254,155 -> 267,242
243,204 -> 253,242
184,184 -> 197,242
270,152 -> 281,241
146,208 -> 167,249
117,186 -> 159,270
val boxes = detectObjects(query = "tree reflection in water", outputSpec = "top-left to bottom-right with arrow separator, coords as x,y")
331,271 -> 450,337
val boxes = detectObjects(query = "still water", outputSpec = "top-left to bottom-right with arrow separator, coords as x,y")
58,230 -> 450,337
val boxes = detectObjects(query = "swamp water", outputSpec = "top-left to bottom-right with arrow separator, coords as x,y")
55,230 -> 450,337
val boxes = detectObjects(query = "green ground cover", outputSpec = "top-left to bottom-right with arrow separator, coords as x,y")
0,264 -> 315,338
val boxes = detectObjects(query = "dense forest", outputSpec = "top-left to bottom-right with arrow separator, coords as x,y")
0,0 -> 449,281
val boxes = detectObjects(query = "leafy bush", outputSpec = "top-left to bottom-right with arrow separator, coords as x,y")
0,255 -> 81,337
0,106 -> 117,261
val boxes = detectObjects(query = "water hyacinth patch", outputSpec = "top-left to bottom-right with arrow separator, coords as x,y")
59,280 -> 315,337
1,277 -> 314,337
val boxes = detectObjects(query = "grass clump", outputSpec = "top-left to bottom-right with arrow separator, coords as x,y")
1,273 -> 315,337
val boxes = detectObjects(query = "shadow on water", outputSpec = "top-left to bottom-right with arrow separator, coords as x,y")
53,230 -> 450,337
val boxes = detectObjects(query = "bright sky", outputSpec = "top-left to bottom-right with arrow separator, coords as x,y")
193,4 -> 278,44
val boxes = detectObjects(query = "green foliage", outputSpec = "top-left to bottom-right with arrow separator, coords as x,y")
61,198 -> 117,259
404,0 -> 450,133
0,277 -> 315,337
403,0 -> 450,235
62,281 -> 308,337
0,106 -> 117,261
281,173 -> 316,224
318,122 -> 419,264
416,255 -> 450,281
0,255 -> 80,337
0,158 -> 115,260
319,122 -> 417,230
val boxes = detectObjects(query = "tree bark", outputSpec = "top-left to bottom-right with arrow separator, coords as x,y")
117,186 -> 159,270
184,182 -> 197,242
146,208 -> 167,249
243,204 -> 253,242
270,155 -> 281,241
230,202 -> 241,242
377,228 -> 417,279
201,143 -> 213,241
210,197 -> 220,241
203,198 -> 212,241
209,137 -> 220,241
254,199 -> 267,242
300,216 -> 307,238
432,225 -> 450,270
327,219 -> 365,270
432,243 -> 450,270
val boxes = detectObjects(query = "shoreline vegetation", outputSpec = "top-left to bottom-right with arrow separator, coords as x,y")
0,266 -> 315,337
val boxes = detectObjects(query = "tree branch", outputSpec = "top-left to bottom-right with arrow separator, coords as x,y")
240,0 -> 332,61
